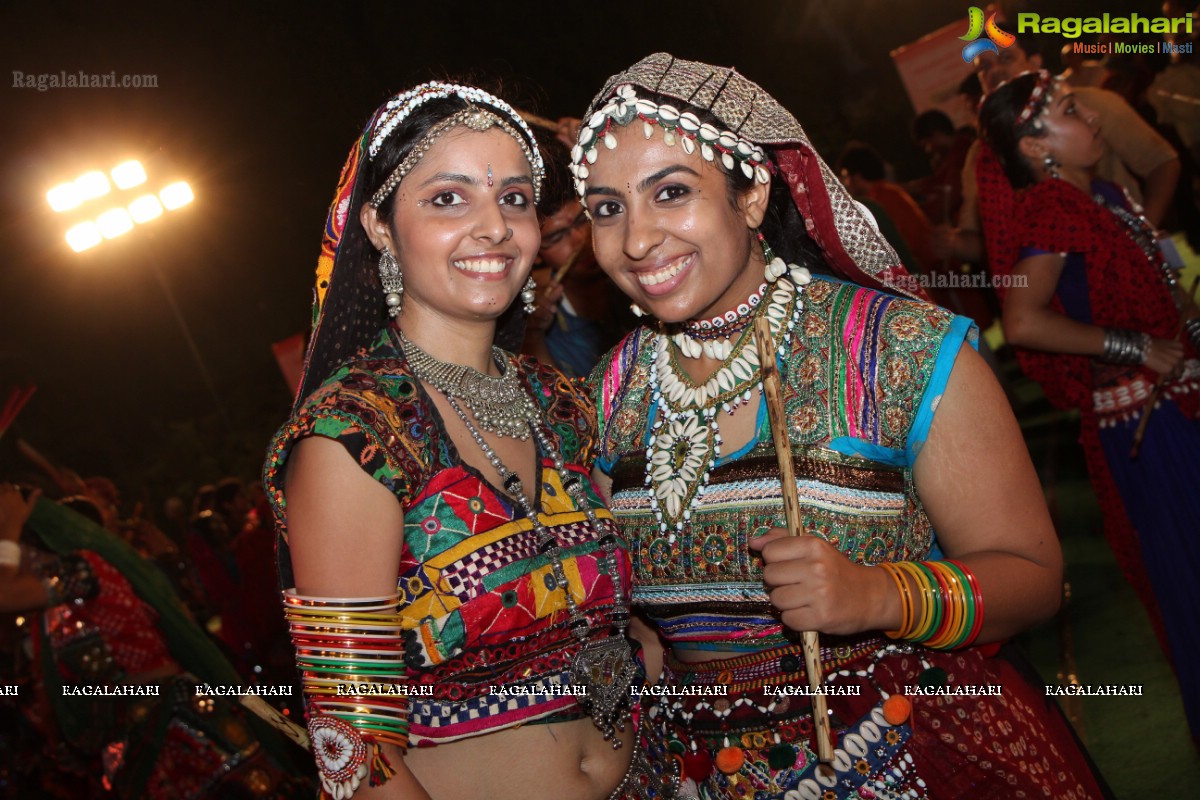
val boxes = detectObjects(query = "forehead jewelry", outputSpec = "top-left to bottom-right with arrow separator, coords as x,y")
369,107 -> 543,207
487,163 -> 493,187
367,81 -> 545,207
569,84 -> 773,209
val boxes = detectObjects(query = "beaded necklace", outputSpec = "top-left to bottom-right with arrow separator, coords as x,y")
399,331 -> 636,746
672,282 -> 769,360
647,265 -> 810,540
1092,191 -> 1182,300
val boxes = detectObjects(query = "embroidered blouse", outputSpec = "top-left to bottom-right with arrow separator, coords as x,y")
590,277 -> 975,652
265,331 -> 630,745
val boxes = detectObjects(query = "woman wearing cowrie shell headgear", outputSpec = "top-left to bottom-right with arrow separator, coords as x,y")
264,81 -> 678,800
582,53 -> 1109,799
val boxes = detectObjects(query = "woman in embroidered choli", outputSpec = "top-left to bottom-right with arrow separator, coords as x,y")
580,54 -> 1109,799
264,84 -> 675,800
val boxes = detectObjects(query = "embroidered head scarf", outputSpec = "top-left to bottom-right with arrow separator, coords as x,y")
570,53 -> 927,301
296,82 -> 544,407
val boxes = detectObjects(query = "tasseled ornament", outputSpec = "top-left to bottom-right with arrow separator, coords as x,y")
368,743 -> 397,787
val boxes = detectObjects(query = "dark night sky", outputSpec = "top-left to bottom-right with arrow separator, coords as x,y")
0,0 -> 1155,504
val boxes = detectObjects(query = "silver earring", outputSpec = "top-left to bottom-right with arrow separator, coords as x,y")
630,303 -> 647,318
378,248 -> 403,318
521,276 -> 537,315
1042,152 -> 1061,180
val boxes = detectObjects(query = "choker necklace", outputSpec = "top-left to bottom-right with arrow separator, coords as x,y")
395,329 -> 535,439
441,387 -> 636,747
649,265 -> 810,537
672,282 -> 768,360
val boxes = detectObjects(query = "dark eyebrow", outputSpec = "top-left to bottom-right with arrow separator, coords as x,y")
418,172 -> 475,188
583,164 -> 703,199
638,164 -> 701,192
417,172 -> 532,189
1055,93 -> 1074,108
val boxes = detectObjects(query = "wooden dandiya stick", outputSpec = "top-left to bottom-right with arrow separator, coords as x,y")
1130,275 -> 1199,458
239,694 -> 311,751
516,109 -> 559,130
752,317 -> 834,764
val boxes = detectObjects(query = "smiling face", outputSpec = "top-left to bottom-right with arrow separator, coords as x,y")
582,123 -> 769,325
360,126 -> 539,334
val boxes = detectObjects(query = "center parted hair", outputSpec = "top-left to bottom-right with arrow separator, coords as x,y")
295,82 -> 544,406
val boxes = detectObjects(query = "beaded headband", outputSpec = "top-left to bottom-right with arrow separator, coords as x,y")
366,81 -> 545,206
369,106 -> 543,207
574,53 -> 928,302
569,84 -> 772,205
1012,69 -> 1058,129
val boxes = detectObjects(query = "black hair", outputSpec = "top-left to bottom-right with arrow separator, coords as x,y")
836,142 -> 886,182
913,110 -> 955,141
533,130 -> 576,218
214,477 -> 245,510
979,72 -> 1046,189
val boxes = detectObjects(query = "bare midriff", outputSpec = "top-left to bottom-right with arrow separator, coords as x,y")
405,716 -> 634,800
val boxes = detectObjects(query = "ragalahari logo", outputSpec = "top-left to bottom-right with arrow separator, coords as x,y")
960,7 -> 1016,62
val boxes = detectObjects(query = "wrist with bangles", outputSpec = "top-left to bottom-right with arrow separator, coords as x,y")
878,559 -> 983,650
283,589 -> 409,798
1101,327 -> 1151,365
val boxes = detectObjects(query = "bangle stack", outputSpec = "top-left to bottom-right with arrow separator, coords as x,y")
879,560 -> 983,650
1186,317 -> 1200,352
1102,328 -> 1151,365
284,589 -> 408,799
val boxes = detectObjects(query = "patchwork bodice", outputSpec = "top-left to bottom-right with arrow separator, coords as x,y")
266,331 -> 630,743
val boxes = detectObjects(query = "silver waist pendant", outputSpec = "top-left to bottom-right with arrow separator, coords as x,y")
570,632 -> 638,745
440,388 -> 636,747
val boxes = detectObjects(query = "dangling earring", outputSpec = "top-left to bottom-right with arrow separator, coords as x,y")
521,276 -> 537,315
757,228 -> 786,282
631,303 -> 647,317
1042,152 -> 1061,180
378,247 -> 403,318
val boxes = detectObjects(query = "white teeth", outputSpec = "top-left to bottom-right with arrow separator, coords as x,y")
452,258 -> 507,274
635,256 -> 690,286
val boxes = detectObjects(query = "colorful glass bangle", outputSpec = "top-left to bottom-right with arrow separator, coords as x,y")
879,563 -> 912,639
902,561 -> 942,642
947,559 -> 985,647
924,562 -> 962,649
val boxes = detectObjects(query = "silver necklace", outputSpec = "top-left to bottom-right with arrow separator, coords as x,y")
396,329 -> 536,439
441,389 -> 636,748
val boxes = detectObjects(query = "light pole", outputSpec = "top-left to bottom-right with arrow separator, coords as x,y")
47,161 -> 232,433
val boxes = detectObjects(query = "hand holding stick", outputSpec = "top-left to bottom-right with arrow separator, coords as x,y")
752,318 -> 834,764
239,694 -> 311,751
